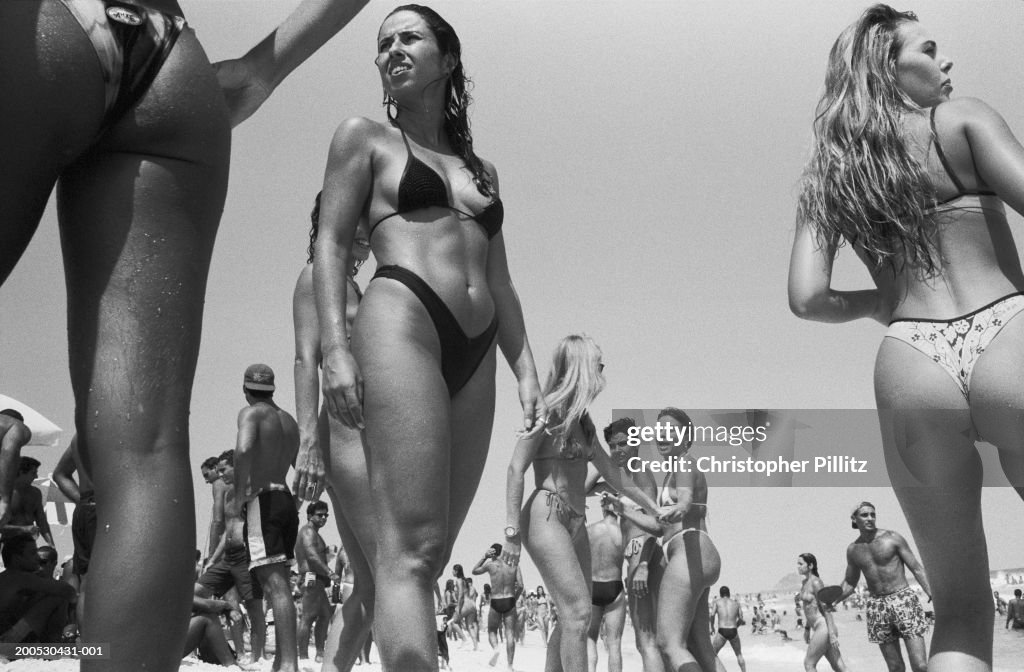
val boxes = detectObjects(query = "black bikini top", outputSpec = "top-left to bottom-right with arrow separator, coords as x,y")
930,105 -> 996,206
370,131 -> 503,239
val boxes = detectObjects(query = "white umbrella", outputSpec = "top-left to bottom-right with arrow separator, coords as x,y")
33,475 -> 75,527
0,393 -> 62,447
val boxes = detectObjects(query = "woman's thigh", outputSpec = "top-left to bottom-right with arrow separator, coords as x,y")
523,494 -> 590,616
55,21 -> 229,469
322,413 -> 376,581
0,0 -> 106,284
352,283 -> 454,553
969,313 -> 1024,484
445,348 -> 497,554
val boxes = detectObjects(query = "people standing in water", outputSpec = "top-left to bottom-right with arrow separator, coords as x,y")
789,5 -> 1024,670
798,553 -> 851,672
504,334 -> 653,672
605,407 -> 724,672
1,1 -> 369,668
314,6 -> 545,669
293,192 -> 377,672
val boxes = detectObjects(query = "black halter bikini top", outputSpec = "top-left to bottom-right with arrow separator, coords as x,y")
370,131 -> 503,239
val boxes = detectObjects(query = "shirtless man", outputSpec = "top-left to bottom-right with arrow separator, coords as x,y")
198,449 -> 267,662
0,457 -> 54,548
603,417 -> 664,672
836,502 -> 931,672
710,586 -> 746,672
0,410 -> 31,528
52,436 -> 95,631
1006,589 -> 1024,630
0,534 -> 75,643
233,364 -> 300,672
473,543 -> 523,670
295,500 -> 337,663
201,456 -> 231,561
587,498 -> 627,672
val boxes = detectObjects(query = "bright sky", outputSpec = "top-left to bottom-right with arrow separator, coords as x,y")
3,0 -> 1024,592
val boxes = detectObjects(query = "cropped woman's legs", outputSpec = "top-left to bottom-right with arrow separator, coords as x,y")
523,493 -> 592,672
322,414 -> 377,672
876,339 -> 991,672
354,282 -> 496,672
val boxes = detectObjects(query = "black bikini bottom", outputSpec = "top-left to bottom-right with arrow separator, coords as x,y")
372,265 -> 498,397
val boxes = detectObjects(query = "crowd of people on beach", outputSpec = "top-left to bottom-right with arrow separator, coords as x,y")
4,2 -> 1024,672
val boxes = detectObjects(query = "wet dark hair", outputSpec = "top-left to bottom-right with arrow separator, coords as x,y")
799,553 -> 820,577
720,586 -> 731,597
383,5 -> 495,199
490,542 -> 502,555
307,192 -> 322,265
307,500 -> 329,516
0,409 -> 24,422
453,564 -> 465,579
217,449 -> 234,466
603,416 -> 637,442
201,457 -> 219,471
37,545 -> 58,564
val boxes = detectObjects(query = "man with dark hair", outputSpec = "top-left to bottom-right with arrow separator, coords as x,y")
0,534 -> 75,643
201,454 -> 230,562
587,496 -> 627,672
295,500 -> 337,663
602,416 -> 664,672
0,409 -> 31,528
0,456 -> 54,548
711,585 -> 747,671
473,542 -> 523,670
234,363 -> 300,672
196,448 -> 266,663
1006,588 -> 1024,630
836,502 -> 931,672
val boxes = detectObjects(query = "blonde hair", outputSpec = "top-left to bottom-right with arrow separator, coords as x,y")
541,334 -> 605,457
797,4 -> 940,277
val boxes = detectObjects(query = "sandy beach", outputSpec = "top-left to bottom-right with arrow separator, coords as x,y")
5,603 -> 1024,672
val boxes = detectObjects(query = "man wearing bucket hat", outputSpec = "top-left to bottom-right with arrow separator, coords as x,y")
234,363 -> 300,672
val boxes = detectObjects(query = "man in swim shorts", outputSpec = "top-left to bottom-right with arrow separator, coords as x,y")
196,449 -> 267,663
710,586 -> 747,672
603,416 -> 664,672
836,502 -> 931,672
234,364 -> 300,672
0,410 -> 31,528
473,543 -> 523,670
0,457 -> 54,549
1006,588 -> 1024,630
587,497 -> 627,672
295,500 -> 337,663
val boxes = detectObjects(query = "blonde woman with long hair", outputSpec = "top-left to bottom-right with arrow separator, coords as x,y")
789,5 -> 1024,671
504,334 -> 653,672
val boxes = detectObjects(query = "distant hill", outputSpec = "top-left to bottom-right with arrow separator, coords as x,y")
773,572 -> 803,593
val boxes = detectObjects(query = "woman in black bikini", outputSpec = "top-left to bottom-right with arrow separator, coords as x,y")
504,334 -> 651,672
314,6 -> 545,670
1,2 -> 366,670
789,6 -> 1024,670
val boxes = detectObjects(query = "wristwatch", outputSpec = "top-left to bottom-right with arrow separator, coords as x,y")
504,526 -> 519,539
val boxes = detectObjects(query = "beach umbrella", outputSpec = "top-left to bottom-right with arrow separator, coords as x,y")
0,393 -> 62,447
